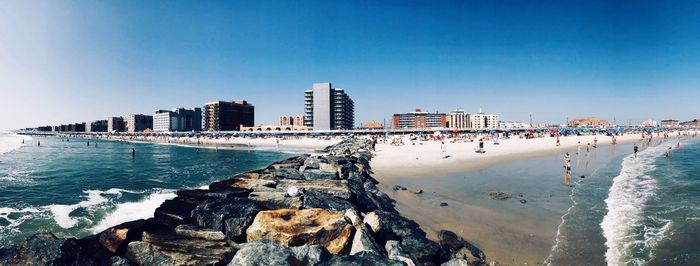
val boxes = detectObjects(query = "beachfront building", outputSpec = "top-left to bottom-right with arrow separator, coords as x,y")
661,119 -> 680,127
392,109 -> 446,129
446,109 -> 470,129
240,125 -> 311,132
107,117 -> 125,132
680,119 -> 700,127
499,121 -> 530,129
469,110 -> 499,129
65,123 -> 86,132
361,121 -> 384,130
279,115 -> 305,127
304,82 -> 355,130
86,120 -> 108,132
641,120 -> 658,127
153,107 -> 203,132
203,100 -> 254,131
567,117 -> 610,128
126,114 -> 153,133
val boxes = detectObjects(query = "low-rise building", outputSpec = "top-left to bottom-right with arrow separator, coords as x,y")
641,120 -> 658,127
567,117 -> 610,128
469,109 -> 499,129
153,107 -> 202,132
499,121 -> 530,129
661,119 -> 680,127
446,109 -> 470,129
239,125 -> 312,132
361,121 -> 384,129
680,119 -> 700,127
280,115 -> 305,127
392,109 -> 446,129
126,114 -> 153,132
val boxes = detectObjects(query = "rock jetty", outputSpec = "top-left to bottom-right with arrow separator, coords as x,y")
0,139 -> 488,266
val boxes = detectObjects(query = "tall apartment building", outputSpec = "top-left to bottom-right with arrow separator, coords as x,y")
154,107 -> 202,132
304,82 -> 355,130
126,114 -> 153,132
86,120 -> 108,132
446,109 -> 470,129
392,109 -> 446,129
203,100 -> 254,131
279,115 -> 305,127
107,117 -> 125,132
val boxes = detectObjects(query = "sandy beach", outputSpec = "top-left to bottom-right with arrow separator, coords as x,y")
370,132 -> 651,265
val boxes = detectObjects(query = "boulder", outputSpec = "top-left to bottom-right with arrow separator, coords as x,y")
438,230 -> 485,262
154,199 -> 198,229
228,240 -> 303,266
302,190 -> 355,212
125,230 -> 234,265
99,219 -> 165,254
278,179 -> 352,200
346,173 -> 378,212
319,251 -> 404,266
176,188 -> 251,204
364,210 -> 447,264
441,258 -> 470,266
191,198 -> 261,242
0,232 -> 66,265
344,209 -> 362,228
303,157 -> 323,169
363,181 -> 397,212
246,208 -> 353,254
386,240 -> 417,266
487,192 -> 510,201
175,224 -> 226,240
349,224 -> 382,256
267,168 -> 303,180
209,177 -> 277,192
248,191 -> 303,210
303,169 -> 339,180
290,244 -> 331,265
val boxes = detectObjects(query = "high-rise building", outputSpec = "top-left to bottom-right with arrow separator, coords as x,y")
153,107 -> 202,132
469,110 -> 499,129
87,120 -> 108,132
304,82 -> 354,130
68,123 -> 86,132
107,117 -> 125,132
126,114 -> 153,132
203,100 -> 254,131
446,109 -> 470,129
392,109 -> 446,129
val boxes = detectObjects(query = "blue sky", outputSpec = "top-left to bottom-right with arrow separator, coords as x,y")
1,0 -> 699,129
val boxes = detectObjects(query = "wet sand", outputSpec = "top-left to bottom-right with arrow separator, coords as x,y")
373,140 -> 636,265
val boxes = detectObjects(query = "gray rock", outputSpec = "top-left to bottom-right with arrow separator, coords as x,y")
154,199 -> 198,229
228,240 -> 302,266
344,209 -> 363,228
303,169 -> 339,180
125,230 -> 234,265
441,258 -> 470,266
319,251 -> 404,266
0,233 -> 64,265
191,198 -> 261,242
290,244 -> 330,265
175,224 -> 226,240
303,190 -> 355,212
488,192 -> 510,201
303,157 -> 322,169
349,223 -> 382,256
438,230 -> 485,262
176,188 -> 252,204
364,210 -> 447,264
248,191 -> 303,210
99,218 -> 166,254
386,240 -> 417,266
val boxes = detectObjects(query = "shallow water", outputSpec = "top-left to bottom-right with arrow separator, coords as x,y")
0,134 -> 290,248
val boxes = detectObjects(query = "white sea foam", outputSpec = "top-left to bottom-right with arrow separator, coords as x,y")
90,189 -> 176,233
601,144 -> 667,266
0,132 -> 32,155
47,188 -> 135,229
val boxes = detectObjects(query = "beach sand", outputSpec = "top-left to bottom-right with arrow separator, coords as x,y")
370,133 -> 644,265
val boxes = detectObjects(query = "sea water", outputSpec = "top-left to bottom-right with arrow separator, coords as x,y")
547,137 -> 700,265
0,134 -> 290,248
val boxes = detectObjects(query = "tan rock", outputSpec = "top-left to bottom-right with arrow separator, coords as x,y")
248,191 -> 302,210
278,179 -> 351,199
99,227 -> 129,254
246,208 -> 353,254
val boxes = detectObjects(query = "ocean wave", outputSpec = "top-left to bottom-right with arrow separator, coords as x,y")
601,144 -> 667,266
90,189 -> 176,233
0,132 -> 32,155
47,188 -> 138,229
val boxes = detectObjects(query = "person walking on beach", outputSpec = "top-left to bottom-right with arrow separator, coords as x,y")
577,141 -> 581,154
556,135 -> 560,146
633,144 -> 639,158
593,137 -> 598,148
440,141 -> 447,159
586,143 -> 590,154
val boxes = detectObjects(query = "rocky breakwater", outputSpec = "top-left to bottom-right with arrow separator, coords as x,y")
0,139 -> 488,266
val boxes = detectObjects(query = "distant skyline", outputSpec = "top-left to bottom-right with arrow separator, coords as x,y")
2,0 -> 700,130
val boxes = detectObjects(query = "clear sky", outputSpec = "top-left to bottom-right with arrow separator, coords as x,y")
1,0 -> 699,130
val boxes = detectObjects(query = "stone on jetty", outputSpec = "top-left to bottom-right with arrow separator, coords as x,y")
125,230 -> 234,265
322,251 -> 405,266
174,224 -> 225,241
154,199 -> 198,229
246,208 -> 353,254
191,198 -> 261,242
176,188 -> 251,204
209,177 -> 277,192
0,233 -> 65,265
100,219 -> 165,254
349,223 -> 382,255
438,230 -> 486,263
386,240 -> 418,266
364,210 -> 446,264
249,191 -> 303,210
228,240 -> 299,266
303,169 -> 340,180
279,179 -> 352,200
302,190 -> 355,212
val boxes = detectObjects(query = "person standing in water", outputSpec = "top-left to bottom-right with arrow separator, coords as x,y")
556,135 -> 560,146
131,148 -> 136,157
633,144 -> 639,158
37,141 -> 40,147
577,141 -> 581,154
586,143 -> 590,154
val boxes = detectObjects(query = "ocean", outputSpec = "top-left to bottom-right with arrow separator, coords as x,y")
547,136 -> 700,265
0,132 -> 290,248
